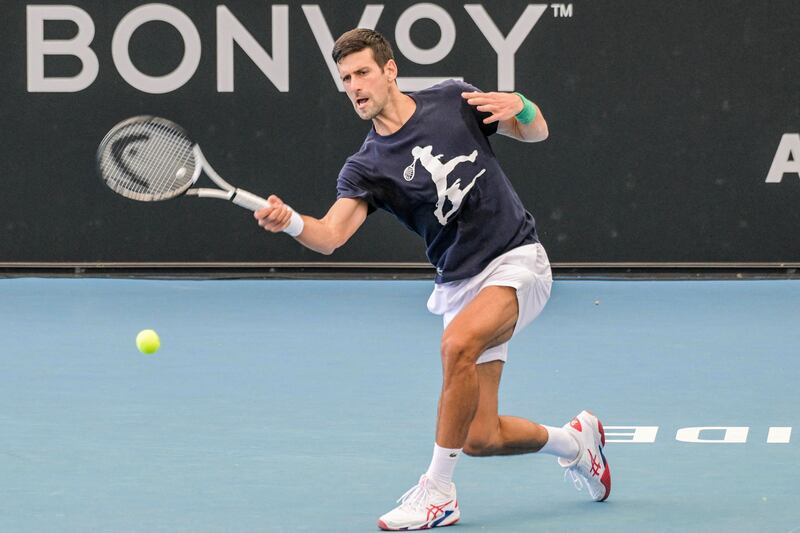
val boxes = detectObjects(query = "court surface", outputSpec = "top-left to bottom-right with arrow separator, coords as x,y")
1,278 -> 798,532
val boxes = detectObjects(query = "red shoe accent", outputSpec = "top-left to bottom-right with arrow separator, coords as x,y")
377,518 -> 391,530
599,459 -> 612,501
597,419 -> 606,447
426,501 -> 453,522
570,418 -> 583,432
588,450 -> 602,477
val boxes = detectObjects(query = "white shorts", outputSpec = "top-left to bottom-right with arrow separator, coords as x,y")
426,243 -> 553,364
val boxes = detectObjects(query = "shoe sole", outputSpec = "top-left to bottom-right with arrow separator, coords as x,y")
378,513 -> 460,530
587,412 -> 611,502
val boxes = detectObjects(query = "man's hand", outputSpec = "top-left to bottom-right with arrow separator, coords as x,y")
254,195 -> 293,233
462,91 -> 524,124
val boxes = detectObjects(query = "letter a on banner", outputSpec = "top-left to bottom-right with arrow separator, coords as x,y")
766,134 -> 800,183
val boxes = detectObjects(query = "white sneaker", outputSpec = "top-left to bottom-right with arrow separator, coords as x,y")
377,474 -> 460,530
557,410 -> 611,502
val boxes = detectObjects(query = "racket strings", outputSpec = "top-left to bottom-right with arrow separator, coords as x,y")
127,122 -> 192,193
99,119 -> 197,201
131,122 -> 180,193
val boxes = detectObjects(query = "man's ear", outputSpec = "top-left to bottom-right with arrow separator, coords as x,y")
384,59 -> 398,83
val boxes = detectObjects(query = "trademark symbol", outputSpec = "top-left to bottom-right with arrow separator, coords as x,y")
550,3 -> 573,18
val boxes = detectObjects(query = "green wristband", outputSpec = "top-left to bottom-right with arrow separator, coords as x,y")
514,92 -> 537,125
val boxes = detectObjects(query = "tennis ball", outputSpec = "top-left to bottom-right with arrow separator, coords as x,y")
136,329 -> 160,354
176,167 -> 187,179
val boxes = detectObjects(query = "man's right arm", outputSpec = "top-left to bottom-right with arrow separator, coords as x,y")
254,196 -> 368,255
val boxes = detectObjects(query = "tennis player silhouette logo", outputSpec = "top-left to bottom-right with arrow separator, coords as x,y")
406,145 -> 486,225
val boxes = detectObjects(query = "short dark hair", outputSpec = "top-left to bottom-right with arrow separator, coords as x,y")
332,28 -> 394,68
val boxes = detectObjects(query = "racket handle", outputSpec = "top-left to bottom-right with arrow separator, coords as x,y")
233,188 -> 304,237
232,188 -> 272,210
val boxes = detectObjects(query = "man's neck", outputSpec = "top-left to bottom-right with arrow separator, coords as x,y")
372,88 -> 416,136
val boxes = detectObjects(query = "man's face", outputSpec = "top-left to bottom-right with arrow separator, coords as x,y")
337,48 -> 395,121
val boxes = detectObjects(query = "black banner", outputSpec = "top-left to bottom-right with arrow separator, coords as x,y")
1,1 -> 798,265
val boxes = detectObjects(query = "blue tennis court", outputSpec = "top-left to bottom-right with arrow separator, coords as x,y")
1,278 -> 797,532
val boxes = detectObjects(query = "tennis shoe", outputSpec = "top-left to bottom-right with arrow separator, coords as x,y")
557,410 -> 611,502
377,474 -> 460,530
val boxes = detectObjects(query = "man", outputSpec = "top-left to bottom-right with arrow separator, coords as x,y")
255,29 -> 610,531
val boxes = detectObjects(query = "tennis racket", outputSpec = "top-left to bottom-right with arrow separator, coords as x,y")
96,115 -> 303,235
402,155 -> 418,181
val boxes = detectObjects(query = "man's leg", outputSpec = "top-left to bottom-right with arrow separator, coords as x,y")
377,286 -> 522,529
457,360 -> 579,461
378,282 -> 602,529
436,285 -> 519,449
462,360 -> 550,456
453,315 -> 611,503
437,287 -> 579,459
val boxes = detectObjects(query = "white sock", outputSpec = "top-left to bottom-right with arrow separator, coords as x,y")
539,425 -> 580,460
425,443 -> 461,489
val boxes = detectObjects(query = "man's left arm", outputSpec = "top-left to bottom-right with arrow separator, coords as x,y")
461,91 -> 548,143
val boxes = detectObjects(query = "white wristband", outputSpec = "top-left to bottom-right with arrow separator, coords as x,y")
282,207 -> 304,237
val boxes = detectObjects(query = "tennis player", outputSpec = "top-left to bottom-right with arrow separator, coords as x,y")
254,29 -> 610,530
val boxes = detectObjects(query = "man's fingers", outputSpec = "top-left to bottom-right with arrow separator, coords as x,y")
254,197 -> 292,233
467,97 -> 492,106
276,207 -> 291,228
267,212 -> 291,233
255,204 -> 294,233
463,92 -> 500,107
255,206 -> 271,217
464,90 -> 524,123
462,91 -> 499,98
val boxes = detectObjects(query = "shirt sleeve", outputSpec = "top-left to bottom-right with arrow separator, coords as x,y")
336,160 -> 377,215
457,80 -> 499,137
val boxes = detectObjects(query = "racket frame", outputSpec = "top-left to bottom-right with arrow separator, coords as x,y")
186,146 -> 271,211
98,115 -> 271,211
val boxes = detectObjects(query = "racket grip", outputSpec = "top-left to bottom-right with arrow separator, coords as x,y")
232,189 -> 272,210
233,188 -> 304,237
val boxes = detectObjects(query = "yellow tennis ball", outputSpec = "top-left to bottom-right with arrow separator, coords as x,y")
136,329 -> 160,354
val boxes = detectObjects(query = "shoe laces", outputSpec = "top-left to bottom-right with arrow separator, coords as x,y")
397,475 -> 433,511
564,468 -> 601,500
564,468 -> 584,492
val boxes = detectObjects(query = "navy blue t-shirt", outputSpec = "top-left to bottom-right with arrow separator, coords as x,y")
337,79 -> 538,283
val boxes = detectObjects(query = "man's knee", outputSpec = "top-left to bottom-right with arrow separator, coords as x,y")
463,434 -> 497,457
440,332 -> 481,375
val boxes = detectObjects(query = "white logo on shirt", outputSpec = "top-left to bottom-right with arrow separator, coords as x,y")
408,145 -> 486,225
